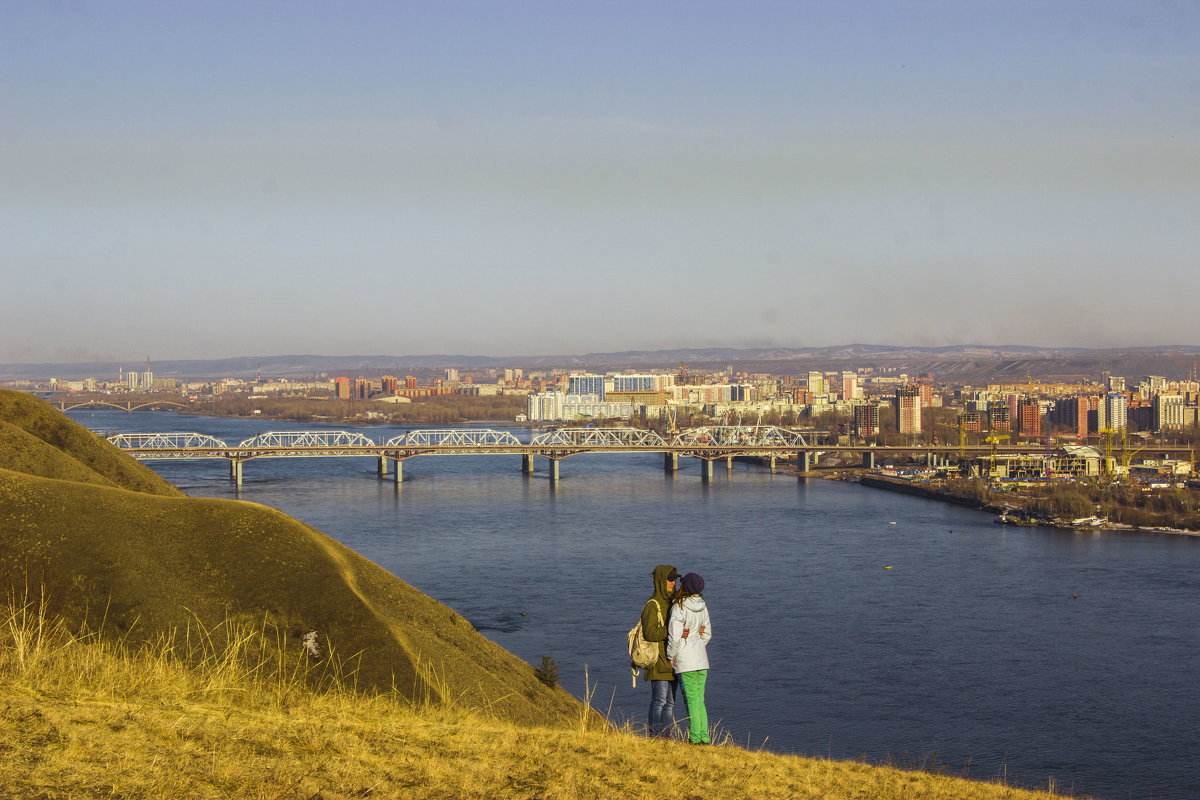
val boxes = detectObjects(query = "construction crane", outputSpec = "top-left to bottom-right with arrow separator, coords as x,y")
985,433 -> 1010,478
1119,429 -> 1146,476
936,421 -> 968,459
1097,428 -> 1115,476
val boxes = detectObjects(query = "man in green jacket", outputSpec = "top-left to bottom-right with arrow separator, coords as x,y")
643,564 -> 679,736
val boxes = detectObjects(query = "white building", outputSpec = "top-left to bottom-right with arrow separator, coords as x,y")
1153,394 -> 1186,430
527,391 -> 632,422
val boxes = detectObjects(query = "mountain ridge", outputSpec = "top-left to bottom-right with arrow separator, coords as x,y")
5,343 -> 1199,381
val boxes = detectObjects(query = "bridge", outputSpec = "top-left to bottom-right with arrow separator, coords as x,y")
101,424 -> 1160,485
57,398 -> 191,413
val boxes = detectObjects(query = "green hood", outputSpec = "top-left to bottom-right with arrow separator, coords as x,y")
651,564 -> 677,609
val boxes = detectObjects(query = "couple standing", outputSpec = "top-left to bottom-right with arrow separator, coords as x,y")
642,564 -> 713,744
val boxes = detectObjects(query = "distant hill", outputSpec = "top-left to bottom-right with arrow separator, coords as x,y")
4,343 -> 1198,382
0,389 -> 580,726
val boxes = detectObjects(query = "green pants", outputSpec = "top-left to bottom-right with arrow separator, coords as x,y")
679,670 -> 709,744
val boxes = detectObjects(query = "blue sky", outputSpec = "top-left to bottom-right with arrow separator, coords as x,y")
3,1 -> 1198,363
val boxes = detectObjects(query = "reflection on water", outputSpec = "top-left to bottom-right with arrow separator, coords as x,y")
70,410 -> 1200,799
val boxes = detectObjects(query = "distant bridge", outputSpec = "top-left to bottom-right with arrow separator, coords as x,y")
58,399 -> 190,413
106,425 -> 1186,485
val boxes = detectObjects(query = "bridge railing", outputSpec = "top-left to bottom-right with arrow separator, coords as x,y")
385,429 -> 524,447
671,425 -> 809,448
237,431 -> 377,449
529,428 -> 669,448
108,432 -> 229,450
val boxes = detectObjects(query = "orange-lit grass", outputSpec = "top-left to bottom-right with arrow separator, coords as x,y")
1,595 -> 1087,800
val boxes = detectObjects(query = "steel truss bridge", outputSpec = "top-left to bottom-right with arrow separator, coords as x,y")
106,426 -> 1187,484
107,425 -> 825,483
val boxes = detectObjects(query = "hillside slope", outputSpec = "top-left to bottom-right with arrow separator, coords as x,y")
0,390 -> 182,497
0,391 -> 578,726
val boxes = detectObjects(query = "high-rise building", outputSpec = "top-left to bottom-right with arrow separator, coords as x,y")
1105,392 -> 1128,432
807,371 -> 825,397
989,405 -> 1010,432
381,375 -> 399,395
840,372 -> 860,401
334,377 -> 350,399
1017,396 -> 1041,438
853,403 -> 880,438
1107,375 -> 1126,393
612,374 -> 655,393
569,374 -> 605,399
918,383 -> 934,407
958,411 -> 984,432
1153,394 -> 1185,430
1051,396 -> 1090,440
895,385 -> 922,434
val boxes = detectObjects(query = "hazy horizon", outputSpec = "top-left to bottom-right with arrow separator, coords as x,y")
4,1 -> 1198,364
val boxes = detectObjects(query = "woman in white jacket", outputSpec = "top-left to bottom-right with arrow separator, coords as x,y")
667,572 -> 712,744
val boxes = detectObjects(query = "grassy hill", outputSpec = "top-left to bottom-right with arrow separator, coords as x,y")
0,390 -> 183,497
0,389 -> 578,726
1,597 -> 1077,800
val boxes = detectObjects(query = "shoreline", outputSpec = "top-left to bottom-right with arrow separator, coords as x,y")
854,473 -> 1200,536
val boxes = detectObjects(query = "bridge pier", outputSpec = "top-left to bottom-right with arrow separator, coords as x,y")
523,453 -> 536,474
863,451 -> 875,469
799,452 -> 811,473
664,452 -> 678,472
549,458 -> 560,483
726,456 -> 734,471
393,458 -> 402,484
768,456 -> 776,472
378,455 -> 388,477
229,459 -> 243,485
701,459 -> 713,480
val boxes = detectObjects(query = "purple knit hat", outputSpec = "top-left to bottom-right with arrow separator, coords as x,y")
681,572 -> 705,595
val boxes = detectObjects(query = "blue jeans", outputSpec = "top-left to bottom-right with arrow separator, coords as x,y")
648,677 -> 678,736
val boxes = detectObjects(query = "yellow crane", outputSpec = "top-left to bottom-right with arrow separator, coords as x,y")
664,406 -> 679,436
1097,428 -> 1115,476
936,421 -> 968,459
1119,428 -> 1146,475
984,433 -> 1010,477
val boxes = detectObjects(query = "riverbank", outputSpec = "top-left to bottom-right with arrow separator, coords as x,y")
856,473 -> 1200,535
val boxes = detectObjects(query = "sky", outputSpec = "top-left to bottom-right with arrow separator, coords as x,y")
2,0 -> 1198,364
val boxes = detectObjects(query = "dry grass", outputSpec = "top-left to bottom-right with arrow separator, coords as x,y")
1,595 -> 1085,800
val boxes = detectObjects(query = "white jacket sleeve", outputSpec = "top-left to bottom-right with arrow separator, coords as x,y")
666,607 -> 684,661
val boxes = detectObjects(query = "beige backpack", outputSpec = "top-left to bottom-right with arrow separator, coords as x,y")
627,600 -> 663,686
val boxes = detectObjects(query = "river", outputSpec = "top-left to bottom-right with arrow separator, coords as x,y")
69,410 -> 1200,799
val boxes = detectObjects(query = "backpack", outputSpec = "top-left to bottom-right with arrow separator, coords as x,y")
628,600 -> 663,687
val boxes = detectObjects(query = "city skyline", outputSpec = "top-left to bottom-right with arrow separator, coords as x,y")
3,1 -> 1198,364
